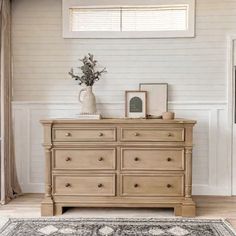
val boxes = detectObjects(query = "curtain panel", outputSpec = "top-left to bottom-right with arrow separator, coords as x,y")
0,0 -> 21,204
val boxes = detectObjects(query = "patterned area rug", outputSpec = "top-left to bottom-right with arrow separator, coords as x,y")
0,218 -> 235,236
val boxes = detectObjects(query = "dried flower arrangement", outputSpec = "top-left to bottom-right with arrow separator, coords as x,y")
69,53 -> 106,86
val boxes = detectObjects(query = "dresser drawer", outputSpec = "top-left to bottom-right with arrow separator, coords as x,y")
121,128 -> 184,142
53,174 -> 115,196
121,174 -> 184,197
53,127 -> 116,142
53,148 -> 116,170
121,148 -> 184,171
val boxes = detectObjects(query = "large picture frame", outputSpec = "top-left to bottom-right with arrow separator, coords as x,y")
125,91 -> 147,118
139,83 -> 168,118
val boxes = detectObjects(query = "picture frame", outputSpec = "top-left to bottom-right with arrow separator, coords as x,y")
139,83 -> 168,118
125,91 -> 147,118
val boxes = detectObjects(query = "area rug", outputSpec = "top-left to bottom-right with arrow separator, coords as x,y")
0,218 -> 235,236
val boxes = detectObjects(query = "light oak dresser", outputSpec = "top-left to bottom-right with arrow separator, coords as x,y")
41,118 -> 196,216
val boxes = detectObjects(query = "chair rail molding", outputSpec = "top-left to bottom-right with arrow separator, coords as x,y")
12,100 -> 229,195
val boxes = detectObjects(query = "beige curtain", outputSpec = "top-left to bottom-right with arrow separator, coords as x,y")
0,0 -> 21,204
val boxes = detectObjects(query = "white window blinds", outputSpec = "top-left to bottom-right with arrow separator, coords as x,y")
122,7 -> 187,31
70,6 -> 188,32
70,8 -> 121,31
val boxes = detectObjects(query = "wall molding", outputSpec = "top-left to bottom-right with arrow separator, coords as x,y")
12,101 -> 230,195
12,101 -> 228,105
227,35 -> 236,195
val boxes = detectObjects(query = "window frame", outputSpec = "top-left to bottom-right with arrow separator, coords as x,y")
62,0 -> 196,38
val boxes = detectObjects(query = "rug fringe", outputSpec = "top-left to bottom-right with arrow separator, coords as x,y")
222,219 -> 236,236
0,217 -> 9,231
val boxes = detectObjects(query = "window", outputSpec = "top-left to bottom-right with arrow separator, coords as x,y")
63,0 -> 195,38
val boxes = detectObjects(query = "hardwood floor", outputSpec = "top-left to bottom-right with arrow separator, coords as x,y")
0,194 -> 236,230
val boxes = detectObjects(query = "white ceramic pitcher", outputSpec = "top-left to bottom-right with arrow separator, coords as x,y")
79,86 -> 97,114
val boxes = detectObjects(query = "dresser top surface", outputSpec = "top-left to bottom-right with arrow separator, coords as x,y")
40,118 -> 196,125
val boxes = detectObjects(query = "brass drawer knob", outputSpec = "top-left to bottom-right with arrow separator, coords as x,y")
167,184 -> 172,188
134,132 -> 140,136
98,132 -> 104,137
65,183 -> 71,188
167,133 -> 172,137
134,184 -> 139,188
66,157 -> 71,162
98,157 -> 104,161
167,157 -> 172,162
134,157 -> 139,161
65,132 -> 71,137
98,183 -> 103,188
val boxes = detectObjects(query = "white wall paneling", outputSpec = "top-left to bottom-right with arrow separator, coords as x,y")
12,101 -> 229,195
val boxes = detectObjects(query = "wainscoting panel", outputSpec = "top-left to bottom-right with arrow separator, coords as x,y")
12,101 -> 230,195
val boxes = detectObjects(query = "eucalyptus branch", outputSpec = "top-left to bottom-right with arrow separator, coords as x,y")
69,54 -> 106,86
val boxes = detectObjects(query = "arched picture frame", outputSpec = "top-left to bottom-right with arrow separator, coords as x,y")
125,91 -> 147,118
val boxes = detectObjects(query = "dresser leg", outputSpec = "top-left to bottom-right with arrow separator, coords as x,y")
54,205 -> 63,215
181,200 -> 196,217
174,206 -> 182,216
41,197 -> 54,216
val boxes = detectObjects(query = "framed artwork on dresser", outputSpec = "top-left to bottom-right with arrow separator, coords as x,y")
139,83 -> 168,118
125,90 -> 147,118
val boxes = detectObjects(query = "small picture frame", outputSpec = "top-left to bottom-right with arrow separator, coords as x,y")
139,83 -> 168,118
125,91 -> 147,118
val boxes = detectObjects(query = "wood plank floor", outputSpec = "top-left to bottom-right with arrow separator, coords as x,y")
0,194 -> 236,230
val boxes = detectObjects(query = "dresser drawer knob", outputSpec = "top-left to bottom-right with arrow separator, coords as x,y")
66,157 -> 71,162
167,184 -> 172,188
134,157 -> 139,161
65,132 -> 71,137
98,132 -> 104,137
134,132 -> 140,136
98,183 -> 103,188
134,184 -> 139,188
98,157 -> 104,161
167,133 -> 172,137
65,183 -> 71,188
167,157 -> 172,162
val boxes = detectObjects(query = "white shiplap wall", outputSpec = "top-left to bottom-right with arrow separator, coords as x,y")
11,0 -> 236,195
12,0 -> 236,102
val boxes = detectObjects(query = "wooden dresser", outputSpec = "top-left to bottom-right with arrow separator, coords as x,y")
41,118 -> 196,216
